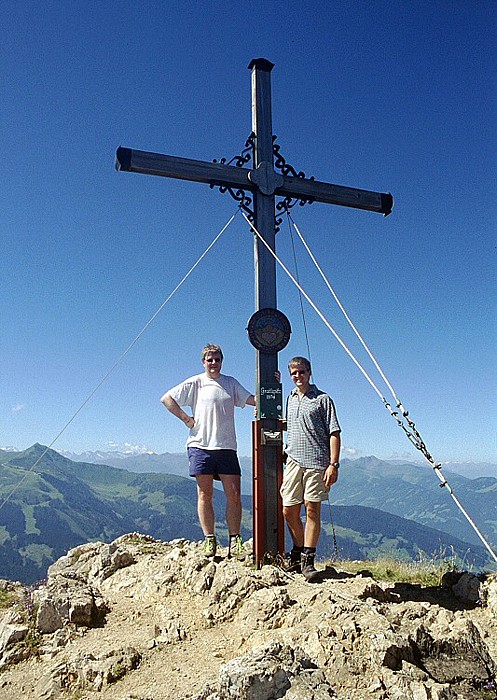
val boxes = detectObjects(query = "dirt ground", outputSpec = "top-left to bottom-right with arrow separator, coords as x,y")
0,539 -> 495,700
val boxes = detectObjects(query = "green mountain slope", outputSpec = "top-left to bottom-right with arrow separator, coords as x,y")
0,445 -> 207,583
0,446 -> 493,584
331,456 -> 497,551
320,504 -> 489,568
66,450 -> 496,553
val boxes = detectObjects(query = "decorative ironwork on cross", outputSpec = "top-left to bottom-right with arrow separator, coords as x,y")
115,58 -> 393,565
210,133 -> 318,230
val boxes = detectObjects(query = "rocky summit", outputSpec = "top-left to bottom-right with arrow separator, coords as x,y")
0,535 -> 496,700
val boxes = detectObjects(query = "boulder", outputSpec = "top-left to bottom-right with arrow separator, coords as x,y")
216,641 -> 335,700
33,575 -> 109,633
35,646 -> 141,698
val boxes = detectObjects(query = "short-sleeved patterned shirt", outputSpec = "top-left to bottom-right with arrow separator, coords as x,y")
285,384 -> 341,470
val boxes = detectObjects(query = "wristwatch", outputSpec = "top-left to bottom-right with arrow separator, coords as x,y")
330,462 -> 340,469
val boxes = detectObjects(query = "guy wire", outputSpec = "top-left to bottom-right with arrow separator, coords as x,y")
0,209 -> 240,513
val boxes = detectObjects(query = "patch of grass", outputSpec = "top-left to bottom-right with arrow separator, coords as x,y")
0,589 -> 17,609
331,558 -> 438,586
14,627 -> 42,659
330,549 -> 462,586
120,532 -> 156,545
115,532 -> 161,555
325,543 -> 476,587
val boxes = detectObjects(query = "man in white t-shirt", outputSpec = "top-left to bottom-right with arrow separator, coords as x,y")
161,344 -> 255,558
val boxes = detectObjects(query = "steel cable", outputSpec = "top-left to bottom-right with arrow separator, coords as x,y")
0,209 -> 240,512
243,210 -> 497,567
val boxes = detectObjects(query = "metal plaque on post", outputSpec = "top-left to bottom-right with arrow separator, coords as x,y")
259,381 -> 283,419
247,308 -> 291,354
248,307 -> 289,421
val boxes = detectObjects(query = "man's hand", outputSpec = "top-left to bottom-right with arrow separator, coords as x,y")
184,415 -> 195,429
323,464 -> 339,488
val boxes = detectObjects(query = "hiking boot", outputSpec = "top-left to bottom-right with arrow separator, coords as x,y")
301,552 -> 320,582
228,534 -> 243,559
203,536 -> 217,557
285,548 -> 303,573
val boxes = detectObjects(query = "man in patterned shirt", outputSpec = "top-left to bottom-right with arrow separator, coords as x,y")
281,356 -> 341,581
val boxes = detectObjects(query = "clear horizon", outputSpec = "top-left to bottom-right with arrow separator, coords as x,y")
2,442 -> 496,470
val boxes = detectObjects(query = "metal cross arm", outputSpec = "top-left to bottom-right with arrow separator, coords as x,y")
115,147 -> 249,190
115,147 -> 393,216
275,175 -> 393,216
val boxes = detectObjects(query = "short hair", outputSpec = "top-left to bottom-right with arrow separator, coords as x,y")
201,344 -> 224,362
288,356 -> 311,373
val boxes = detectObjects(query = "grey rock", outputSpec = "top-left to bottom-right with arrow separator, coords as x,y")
414,616 -> 495,685
451,572 -> 482,604
0,610 -> 29,669
33,576 -> 109,633
153,605 -> 188,644
217,642 -> 322,700
0,609 -> 28,651
482,574 -> 497,611
1,536 -> 496,700
35,645 -> 141,698
47,540 -> 136,585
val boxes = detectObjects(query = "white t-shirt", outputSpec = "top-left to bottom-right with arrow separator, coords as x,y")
167,373 -> 251,451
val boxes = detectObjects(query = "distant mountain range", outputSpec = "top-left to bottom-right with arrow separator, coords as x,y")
1,446 -> 495,487
0,445 -> 495,584
58,448 -> 255,494
55,448 -> 497,551
436,461 -> 496,479
56,447 -> 496,474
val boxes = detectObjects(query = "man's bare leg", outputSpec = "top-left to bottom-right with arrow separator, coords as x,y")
303,500 -> 321,548
282,503 -> 304,548
196,474 -> 215,536
219,473 -> 242,535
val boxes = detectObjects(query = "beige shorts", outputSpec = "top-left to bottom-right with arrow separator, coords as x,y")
280,456 -> 329,506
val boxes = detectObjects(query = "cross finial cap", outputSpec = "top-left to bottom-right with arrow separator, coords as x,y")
248,58 -> 274,72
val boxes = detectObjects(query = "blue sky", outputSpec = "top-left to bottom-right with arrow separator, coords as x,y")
2,1 -> 496,465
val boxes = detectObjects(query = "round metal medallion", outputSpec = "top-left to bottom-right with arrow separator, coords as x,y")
247,308 -> 291,354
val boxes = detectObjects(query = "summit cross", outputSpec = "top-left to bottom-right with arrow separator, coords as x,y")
115,58 -> 393,564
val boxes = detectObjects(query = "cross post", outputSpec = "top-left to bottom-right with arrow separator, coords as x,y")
249,59 -> 284,563
115,58 -> 393,565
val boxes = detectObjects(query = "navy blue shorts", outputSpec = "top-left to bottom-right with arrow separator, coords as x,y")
187,447 -> 241,480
